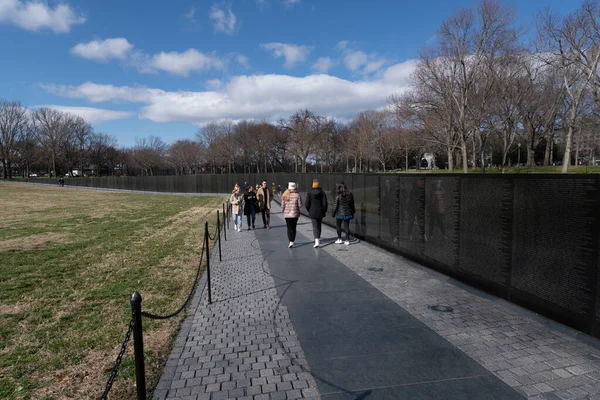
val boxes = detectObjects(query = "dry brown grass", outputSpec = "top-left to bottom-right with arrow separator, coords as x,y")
0,182 -> 225,399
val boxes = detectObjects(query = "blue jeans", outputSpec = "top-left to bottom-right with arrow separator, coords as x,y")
235,213 -> 243,228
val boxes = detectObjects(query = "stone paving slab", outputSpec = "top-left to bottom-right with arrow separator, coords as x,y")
153,218 -> 320,400
287,203 -> 600,400
258,208 -> 522,399
154,197 -> 600,400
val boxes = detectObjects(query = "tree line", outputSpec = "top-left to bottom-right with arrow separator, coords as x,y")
2,0 -> 600,178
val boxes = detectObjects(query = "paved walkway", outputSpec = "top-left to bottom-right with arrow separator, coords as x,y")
154,202 -> 600,400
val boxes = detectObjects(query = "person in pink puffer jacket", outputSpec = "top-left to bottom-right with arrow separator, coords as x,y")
281,182 -> 303,248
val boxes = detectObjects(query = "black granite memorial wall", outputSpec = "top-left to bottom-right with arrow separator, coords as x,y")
43,173 -> 600,338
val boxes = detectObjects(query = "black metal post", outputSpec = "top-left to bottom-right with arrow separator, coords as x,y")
130,292 -> 147,400
222,203 -> 227,241
217,211 -> 222,261
205,221 -> 212,304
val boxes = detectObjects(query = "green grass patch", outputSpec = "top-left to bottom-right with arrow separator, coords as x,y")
0,183 -> 225,399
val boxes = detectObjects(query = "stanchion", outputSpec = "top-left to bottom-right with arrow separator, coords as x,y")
204,221 -> 212,304
222,203 -> 227,241
217,211 -> 222,262
131,292 -> 147,400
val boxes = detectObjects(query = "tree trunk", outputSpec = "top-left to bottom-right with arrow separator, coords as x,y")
405,148 -> 409,171
562,122 -> 575,173
460,136 -> 468,173
574,129 -> 581,167
447,147 -> 454,173
480,149 -> 486,174
544,139 -> 551,166
472,138 -> 477,171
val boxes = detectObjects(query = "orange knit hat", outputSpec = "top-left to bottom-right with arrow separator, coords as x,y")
312,179 -> 320,188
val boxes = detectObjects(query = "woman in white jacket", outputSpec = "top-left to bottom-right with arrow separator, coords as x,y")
230,185 -> 244,232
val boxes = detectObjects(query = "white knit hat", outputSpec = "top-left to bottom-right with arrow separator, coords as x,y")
288,182 -> 297,190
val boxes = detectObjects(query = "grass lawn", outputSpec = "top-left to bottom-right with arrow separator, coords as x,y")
0,183 -> 225,399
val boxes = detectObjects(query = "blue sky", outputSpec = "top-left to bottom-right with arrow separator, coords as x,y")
0,0 -> 580,147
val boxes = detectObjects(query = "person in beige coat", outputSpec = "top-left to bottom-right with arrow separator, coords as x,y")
230,185 -> 243,232
257,180 -> 273,229
281,182 -> 303,248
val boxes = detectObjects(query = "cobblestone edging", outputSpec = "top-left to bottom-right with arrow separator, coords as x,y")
153,225 -> 320,400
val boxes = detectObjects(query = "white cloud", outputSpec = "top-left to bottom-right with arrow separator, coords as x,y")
261,42 -> 312,68
71,38 -> 133,62
0,0 -> 85,33
336,41 -> 350,51
283,0 -> 300,6
41,60 -> 416,124
210,4 -> 237,35
382,59 -> 416,82
185,6 -> 195,21
343,50 -> 368,71
36,105 -> 133,124
149,49 -> 224,76
363,59 -> 386,74
341,48 -> 386,75
235,54 -> 250,68
206,79 -> 222,90
312,57 -> 336,73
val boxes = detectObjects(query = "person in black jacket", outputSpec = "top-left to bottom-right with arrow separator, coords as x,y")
331,181 -> 355,245
243,185 -> 258,230
305,179 -> 328,248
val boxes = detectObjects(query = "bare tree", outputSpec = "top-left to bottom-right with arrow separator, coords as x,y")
168,139 -> 203,175
131,136 -> 167,176
31,108 -> 70,177
538,5 -> 595,173
430,0 -> 520,173
62,115 -> 93,176
280,109 -> 331,173
89,133 -> 118,176
0,100 -> 28,179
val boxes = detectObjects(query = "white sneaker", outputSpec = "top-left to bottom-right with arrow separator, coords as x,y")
335,239 -> 343,244
344,240 -> 350,246
288,242 -> 294,248
314,239 -> 320,248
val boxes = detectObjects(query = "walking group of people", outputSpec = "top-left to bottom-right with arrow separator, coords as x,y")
230,181 -> 273,231
230,178 -> 356,249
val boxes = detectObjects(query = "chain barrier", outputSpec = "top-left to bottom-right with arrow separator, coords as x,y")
207,225 -> 218,241
98,203 -> 225,399
141,240 -> 206,320
98,318 -> 134,400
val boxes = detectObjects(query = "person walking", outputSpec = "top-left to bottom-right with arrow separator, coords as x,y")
230,185 -> 243,232
243,185 -> 258,230
305,179 -> 328,248
281,182 -> 303,248
331,182 -> 355,245
257,180 -> 273,229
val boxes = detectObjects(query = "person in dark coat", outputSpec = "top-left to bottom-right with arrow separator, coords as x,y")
331,181 -> 355,245
305,179 -> 328,248
243,185 -> 258,230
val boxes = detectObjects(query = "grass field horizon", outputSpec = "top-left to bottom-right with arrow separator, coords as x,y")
0,183 -> 224,399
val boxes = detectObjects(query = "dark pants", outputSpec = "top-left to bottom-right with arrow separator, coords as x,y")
246,208 -> 256,228
311,218 -> 322,239
336,219 -> 350,240
261,208 -> 270,227
285,217 -> 298,242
